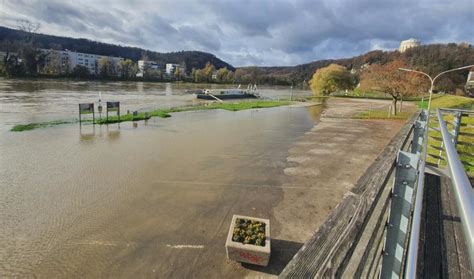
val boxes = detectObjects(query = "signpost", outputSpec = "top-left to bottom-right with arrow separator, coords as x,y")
79,103 -> 95,124
106,101 -> 120,122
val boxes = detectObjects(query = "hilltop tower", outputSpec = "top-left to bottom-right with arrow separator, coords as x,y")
399,38 -> 421,52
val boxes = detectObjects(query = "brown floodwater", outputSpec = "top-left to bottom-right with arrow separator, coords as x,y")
0,78 -> 311,132
0,79 -> 321,277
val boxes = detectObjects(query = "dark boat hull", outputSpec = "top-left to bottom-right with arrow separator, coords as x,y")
196,93 -> 258,100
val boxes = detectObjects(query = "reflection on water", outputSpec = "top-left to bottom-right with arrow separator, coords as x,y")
0,79 -> 311,132
79,125 -> 96,142
0,104 -> 321,277
307,104 -> 324,121
79,124 -> 122,143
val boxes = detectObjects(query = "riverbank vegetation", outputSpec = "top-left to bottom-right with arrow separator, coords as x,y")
309,64 -> 356,96
427,113 -> 474,175
10,100 -> 291,132
359,60 -> 430,115
353,110 -> 414,120
10,120 -> 76,132
235,43 -> 474,87
353,94 -> 474,120
418,94 -> 474,110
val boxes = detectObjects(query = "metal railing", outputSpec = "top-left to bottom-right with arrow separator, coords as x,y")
404,111 -> 429,278
403,108 -> 474,278
383,108 -> 474,278
280,109 -> 471,278
380,110 -> 427,278
437,109 -> 474,269
426,109 -> 474,172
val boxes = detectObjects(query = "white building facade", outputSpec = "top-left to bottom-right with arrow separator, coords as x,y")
399,38 -> 421,53
165,63 -> 179,75
41,49 -> 123,76
137,60 -> 161,77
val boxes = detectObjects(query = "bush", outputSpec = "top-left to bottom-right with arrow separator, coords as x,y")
232,218 -> 266,246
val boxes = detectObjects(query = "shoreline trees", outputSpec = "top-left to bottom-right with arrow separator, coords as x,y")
309,64 -> 356,96
359,60 -> 429,115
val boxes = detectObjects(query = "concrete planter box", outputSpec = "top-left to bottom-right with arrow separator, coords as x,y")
225,215 -> 271,266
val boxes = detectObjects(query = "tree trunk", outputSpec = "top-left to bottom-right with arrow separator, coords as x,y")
400,95 -> 403,113
392,97 -> 398,116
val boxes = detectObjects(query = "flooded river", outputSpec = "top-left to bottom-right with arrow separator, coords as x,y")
0,79 -> 320,277
0,78 -> 311,132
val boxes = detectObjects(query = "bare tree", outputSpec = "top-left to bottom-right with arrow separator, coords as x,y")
17,19 -> 40,43
17,19 -> 42,75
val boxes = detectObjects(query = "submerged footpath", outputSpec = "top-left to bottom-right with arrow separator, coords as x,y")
244,97 -> 414,277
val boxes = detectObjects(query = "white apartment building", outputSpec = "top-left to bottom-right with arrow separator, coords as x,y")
399,38 -> 421,53
41,49 -> 123,75
165,63 -> 179,75
137,60 -> 161,77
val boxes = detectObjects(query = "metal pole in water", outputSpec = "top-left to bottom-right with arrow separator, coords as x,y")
290,83 -> 293,101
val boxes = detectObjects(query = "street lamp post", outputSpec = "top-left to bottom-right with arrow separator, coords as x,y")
399,65 -> 474,111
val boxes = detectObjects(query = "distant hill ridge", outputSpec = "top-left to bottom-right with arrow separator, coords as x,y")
0,26 -> 235,71
235,43 -> 474,88
1,25 -> 473,88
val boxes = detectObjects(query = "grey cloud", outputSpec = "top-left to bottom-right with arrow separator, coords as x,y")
178,25 -> 222,51
0,0 -> 472,66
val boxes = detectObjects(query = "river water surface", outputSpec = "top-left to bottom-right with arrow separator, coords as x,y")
0,79 -> 311,132
0,79 -> 319,277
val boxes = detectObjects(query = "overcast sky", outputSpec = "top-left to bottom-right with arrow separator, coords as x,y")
0,0 -> 473,66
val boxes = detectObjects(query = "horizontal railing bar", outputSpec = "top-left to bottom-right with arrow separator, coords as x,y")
457,142 -> 474,147
460,160 -> 474,167
427,153 -> 445,161
429,145 -> 444,151
437,109 -> 474,269
428,135 -> 443,141
440,108 -> 474,114
457,150 -> 474,157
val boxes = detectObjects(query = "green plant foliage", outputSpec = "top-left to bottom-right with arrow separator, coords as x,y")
232,218 -> 266,246
310,64 -> 355,96
426,114 -> 474,175
11,120 -> 75,131
418,94 -> 474,110
354,110 -> 413,119
10,101 -> 291,132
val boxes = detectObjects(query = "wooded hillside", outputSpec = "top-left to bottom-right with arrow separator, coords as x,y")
0,26 -> 235,72
236,43 -> 474,92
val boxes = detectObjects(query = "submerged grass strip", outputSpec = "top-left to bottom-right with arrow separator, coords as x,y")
11,100 -> 291,132
10,120 -> 76,132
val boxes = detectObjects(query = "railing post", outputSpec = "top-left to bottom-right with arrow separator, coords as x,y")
405,110 -> 428,279
451,111 -> 462,146
411,119 -> 426,155
381,151 -> 420,278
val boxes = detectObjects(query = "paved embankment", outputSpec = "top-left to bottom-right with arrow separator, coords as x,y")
245,98 -> 413,277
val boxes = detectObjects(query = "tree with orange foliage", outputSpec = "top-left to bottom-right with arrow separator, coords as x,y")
360,60 -> 429,115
